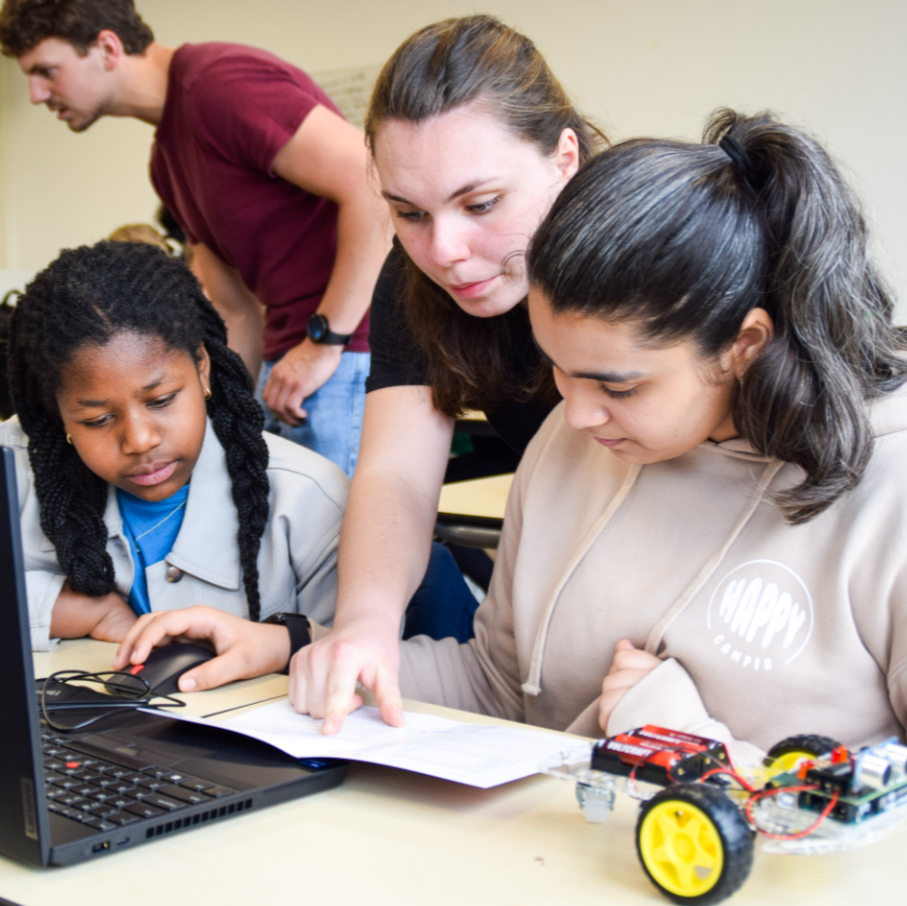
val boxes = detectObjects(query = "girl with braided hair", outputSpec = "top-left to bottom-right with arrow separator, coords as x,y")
3,239 -> 346,690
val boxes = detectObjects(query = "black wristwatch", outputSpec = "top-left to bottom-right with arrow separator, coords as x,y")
306,313 -> 352,345
263,612 -> 312,673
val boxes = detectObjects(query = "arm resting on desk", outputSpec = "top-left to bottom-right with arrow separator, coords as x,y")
49,582 -> 137,644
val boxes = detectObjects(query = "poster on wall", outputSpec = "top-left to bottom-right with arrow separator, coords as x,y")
313,65 -> 382,130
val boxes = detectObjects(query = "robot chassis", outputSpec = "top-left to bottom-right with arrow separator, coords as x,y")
544,724 -> 907,904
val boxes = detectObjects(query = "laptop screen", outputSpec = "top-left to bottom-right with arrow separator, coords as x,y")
0,446 -> 52,866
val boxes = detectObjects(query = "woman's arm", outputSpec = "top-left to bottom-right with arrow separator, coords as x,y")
288,384 -> 454,733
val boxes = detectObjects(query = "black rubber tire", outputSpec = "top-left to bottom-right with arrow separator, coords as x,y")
764,734 -> 841,767
635,783 -> 754,905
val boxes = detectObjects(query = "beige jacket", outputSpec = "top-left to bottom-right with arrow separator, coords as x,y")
0,417 -> 348,651
400,388 -> 907,755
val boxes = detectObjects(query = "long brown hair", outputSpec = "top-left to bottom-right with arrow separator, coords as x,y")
366,15 -> 607,416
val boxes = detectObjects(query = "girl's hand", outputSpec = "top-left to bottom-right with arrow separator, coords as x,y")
50,581 -> 137,643
113,605 -> 292,692
599,639 -> 662,733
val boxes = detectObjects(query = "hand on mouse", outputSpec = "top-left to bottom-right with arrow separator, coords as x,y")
113,605 -> 291,691
598,639 -> 662,734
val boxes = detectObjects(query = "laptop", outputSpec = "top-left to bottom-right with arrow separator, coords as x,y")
0,446 -> 347,867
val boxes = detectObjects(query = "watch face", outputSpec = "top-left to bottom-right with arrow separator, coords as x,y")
308,314 -> 327,342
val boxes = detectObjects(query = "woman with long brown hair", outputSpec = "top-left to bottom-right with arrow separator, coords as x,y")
289,109 -> 907,771
291,15 -> 605,731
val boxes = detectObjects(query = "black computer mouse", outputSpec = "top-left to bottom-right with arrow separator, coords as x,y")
109,642 -> 216,697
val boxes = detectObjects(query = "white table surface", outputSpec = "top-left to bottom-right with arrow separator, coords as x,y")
1,640 -> 902,906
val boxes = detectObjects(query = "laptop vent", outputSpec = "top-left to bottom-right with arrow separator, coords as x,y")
145,799 -> 254,839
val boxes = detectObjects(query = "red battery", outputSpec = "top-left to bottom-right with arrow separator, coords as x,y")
591,725 -> 730,785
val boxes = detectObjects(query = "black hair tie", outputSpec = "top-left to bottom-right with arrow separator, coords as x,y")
719,135 -> 760,193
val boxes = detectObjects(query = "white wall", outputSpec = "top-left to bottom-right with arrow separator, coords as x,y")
2,0 -> 906,312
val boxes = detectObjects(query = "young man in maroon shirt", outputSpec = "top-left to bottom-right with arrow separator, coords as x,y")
0,0 -> 389,476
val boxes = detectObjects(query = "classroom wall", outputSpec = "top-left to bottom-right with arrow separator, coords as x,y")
1,0 -> 905,313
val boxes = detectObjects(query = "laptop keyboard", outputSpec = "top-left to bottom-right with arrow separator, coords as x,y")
41,730 -> 238,832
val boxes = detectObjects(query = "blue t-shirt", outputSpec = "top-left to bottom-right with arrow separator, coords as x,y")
117,485 -> 189,615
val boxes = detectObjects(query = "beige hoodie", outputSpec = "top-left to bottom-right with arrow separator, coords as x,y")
399,387 -> 907,756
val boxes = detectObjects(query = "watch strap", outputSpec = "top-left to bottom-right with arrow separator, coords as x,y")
307,313 -> 353,345
263,612 -> 312,673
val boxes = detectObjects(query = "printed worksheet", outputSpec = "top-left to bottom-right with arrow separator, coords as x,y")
161,700 -> 589,788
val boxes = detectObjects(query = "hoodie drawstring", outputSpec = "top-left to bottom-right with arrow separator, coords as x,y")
521,463 -> 642,696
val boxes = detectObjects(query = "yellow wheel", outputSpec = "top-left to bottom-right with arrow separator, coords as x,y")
766,750 -> 816,776
764,735 -> 841,778
636,784 -> 753,905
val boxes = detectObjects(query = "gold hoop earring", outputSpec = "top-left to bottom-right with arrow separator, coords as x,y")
65,434 -> 73,445
204,387 -> 212,401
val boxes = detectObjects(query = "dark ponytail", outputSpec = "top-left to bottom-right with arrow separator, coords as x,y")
528,109 -> 907,523
8,241 -> 271,618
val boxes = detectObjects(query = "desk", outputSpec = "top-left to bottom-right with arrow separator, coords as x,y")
438,473 -> 512,521
437,474 -> 512,549
2,640 -> 902,906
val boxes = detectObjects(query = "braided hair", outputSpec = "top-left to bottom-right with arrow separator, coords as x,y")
8,240 -> 271,619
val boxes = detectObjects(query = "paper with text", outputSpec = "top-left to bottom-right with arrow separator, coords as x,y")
162,700 -> 588,788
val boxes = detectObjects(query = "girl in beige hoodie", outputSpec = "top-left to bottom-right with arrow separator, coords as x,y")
392,110 -> 907,759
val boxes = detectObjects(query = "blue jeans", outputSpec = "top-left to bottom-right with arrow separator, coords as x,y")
403,543 -> 481,643
256,351 -> 370,478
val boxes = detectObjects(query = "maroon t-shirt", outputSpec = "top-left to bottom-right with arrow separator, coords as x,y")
150,43 -> 369,359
